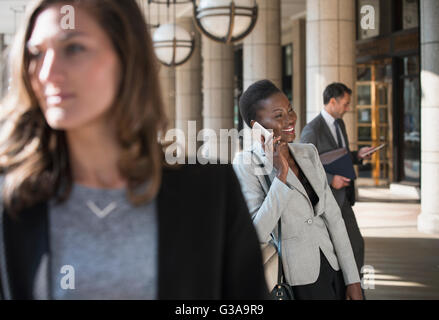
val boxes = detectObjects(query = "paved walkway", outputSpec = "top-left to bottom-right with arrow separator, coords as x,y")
354,188 -> 439,300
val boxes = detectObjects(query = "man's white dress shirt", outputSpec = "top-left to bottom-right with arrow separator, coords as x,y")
321,108 -> 346,148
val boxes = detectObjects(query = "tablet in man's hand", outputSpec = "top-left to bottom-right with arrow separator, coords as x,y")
361,144 -> 387,157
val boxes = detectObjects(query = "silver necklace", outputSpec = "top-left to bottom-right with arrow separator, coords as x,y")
86,201 -> 117,219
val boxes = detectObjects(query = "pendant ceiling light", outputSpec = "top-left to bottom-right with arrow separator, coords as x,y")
150,0 -> 192,3
147,0 -> 195,67
153,23 -> 194,66
193,0 -> 258,44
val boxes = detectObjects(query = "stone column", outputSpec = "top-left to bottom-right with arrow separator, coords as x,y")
202,38 -> 235,162
306,0 -> 357,148
243,0 -> 282,91
292,18 -> 307,138
418,0 -> 439,234
175,17 -> 203,158
159,66 -> 176,129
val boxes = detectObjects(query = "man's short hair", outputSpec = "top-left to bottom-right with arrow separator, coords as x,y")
323,83 -> 352,105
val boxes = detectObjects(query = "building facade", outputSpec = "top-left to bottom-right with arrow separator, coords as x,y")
154,0 -> 438,234
0,0 -> 438,234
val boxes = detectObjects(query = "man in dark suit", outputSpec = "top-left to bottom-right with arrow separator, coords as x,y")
300,83 -> 374,276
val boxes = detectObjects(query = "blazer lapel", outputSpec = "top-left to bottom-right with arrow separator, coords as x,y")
252,142 -> 317,199
289,144 -> 323,196
157,166 -> 185,299
284,165 -> 307,199
339,118 -> 351,152
0,202 -> 51,300
251,143 -> 323,209
0,208 -> 10,299
289,144 -> 325,215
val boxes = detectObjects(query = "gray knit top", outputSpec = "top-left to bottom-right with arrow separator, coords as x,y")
48,183 -> 158,300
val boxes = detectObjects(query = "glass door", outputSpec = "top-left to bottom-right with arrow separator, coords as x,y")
400,55 -> 420,183
356,60 -> 393,186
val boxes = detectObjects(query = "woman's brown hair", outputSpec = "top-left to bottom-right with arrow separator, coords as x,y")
0,0 -> 168,215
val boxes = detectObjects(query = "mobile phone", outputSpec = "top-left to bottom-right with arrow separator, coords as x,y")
362,144 -> 387,157
252,121 -> 274,146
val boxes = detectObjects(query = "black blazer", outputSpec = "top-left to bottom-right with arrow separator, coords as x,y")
0,164 -> 269,300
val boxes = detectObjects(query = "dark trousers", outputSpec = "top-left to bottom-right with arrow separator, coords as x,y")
340,198 -> 365,275
291,250 -> 346,300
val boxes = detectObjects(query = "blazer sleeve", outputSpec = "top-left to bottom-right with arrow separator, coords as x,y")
309,144 -> 361,285
232,152 -> 294,243
222,166 -> 269,299
351,150 -> 363,165
300,125 -> 335,186
340,120 -> 362,165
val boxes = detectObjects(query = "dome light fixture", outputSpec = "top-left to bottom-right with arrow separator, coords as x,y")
147,0 -> 195,67
149,0 -> 192,3
153,23 -> 195,67
192,0 -> 258,44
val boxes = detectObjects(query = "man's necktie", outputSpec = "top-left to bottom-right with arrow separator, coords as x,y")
334,119 -> 344,148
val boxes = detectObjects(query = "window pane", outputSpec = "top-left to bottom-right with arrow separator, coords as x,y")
358,143 -> 373,178
379,0 -> 392,35
358,126 -> 372,141
357,85 -> 371,105
379,107 -> 388,123
403,0 -> 419,29
403,56 -> 419,76
376,64 -> 392,81
378,87 -> 388,105
403,77 -> 420,182
358,109 -> 372,123
379,148 -> 387,161
358,66 -> 372,81
379,126 -> 388,141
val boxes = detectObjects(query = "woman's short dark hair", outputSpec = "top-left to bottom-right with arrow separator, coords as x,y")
323,83 -> 352,105
239,79 -> 281,127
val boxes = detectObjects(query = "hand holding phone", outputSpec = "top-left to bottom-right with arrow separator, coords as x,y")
252,121 -> 274,147
252,122 -> 289,182
359,144 -> 387,158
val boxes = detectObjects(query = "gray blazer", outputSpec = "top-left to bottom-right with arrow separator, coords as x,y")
300,114 -> 360,207
233,142 -> 360,286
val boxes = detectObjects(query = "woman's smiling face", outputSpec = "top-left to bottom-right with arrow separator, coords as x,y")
27,4 -> 121,131
253,92 -> 297,143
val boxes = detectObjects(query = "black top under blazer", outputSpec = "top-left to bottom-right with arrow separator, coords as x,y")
0,164 -> 269,300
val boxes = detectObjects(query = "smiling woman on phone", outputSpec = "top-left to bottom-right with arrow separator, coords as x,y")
233,80 -> 363,300
0,0 -> 267,300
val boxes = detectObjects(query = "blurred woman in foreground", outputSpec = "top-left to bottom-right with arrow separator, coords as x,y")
0,0 -> 267,300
